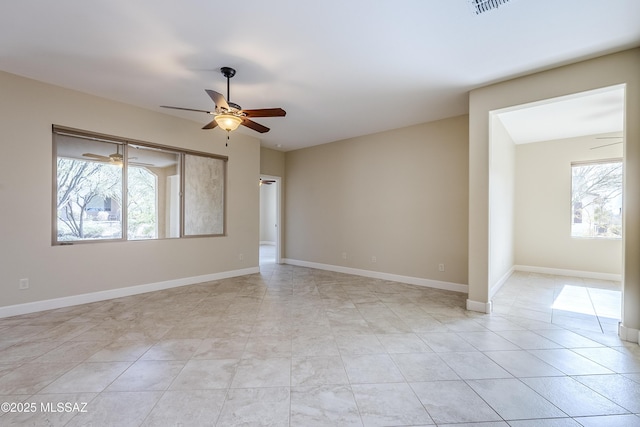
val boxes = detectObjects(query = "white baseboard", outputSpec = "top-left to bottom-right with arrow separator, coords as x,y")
467,299 -> 493,314
619,323 -> 640,344
489,266 -> 515,300
514,265 -> 621,282
0,267 -> 260,319
282,258 -> 468,293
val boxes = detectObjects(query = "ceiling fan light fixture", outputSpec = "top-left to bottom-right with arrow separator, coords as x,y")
215,114 -> 242,132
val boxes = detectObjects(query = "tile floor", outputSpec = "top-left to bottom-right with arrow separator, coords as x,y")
260,244 -> 277,265
0,265 -> 638,426
493,271 -> 623,335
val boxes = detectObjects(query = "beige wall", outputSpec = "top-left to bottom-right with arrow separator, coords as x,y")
284,115 -> 469,285
260,147 -> 285,177
0,70 -> 260,310
514,134 -> 623,275
469,48 -> 640,333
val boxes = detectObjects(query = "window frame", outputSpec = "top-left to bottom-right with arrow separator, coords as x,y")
52,125 -> 228,245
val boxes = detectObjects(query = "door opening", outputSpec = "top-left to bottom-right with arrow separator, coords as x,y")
259,175 -> 281,265
489,84 -> 625,333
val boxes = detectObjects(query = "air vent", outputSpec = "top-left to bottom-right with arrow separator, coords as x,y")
469,0 -> 512,15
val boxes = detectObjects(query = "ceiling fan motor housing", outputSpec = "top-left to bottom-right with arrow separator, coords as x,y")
228,102 -> 242,112
220,67 -> 236,79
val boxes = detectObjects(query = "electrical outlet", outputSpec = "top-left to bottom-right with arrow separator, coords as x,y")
19,278 -> 29,290
239,253 -> 244,261
438,264 -> 445,272
342,252 -> 347,260
371,256 -> 377,263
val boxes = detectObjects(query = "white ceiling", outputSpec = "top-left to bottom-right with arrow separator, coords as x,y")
496,85 -> 625,144
1,1 -> 639,151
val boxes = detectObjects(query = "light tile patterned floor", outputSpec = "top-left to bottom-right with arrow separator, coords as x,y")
493,271 -> 623,335
0,265 -> 638,426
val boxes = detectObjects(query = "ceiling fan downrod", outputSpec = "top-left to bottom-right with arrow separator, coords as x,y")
220,67 -> 236,104
219,67 -> 238,147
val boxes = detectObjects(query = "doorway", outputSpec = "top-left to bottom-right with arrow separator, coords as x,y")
488,84 -> 625,332
259,175 -> 281,265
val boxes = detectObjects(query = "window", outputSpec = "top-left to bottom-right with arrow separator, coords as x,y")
571,159 -> 622,238
127,144 -> 182,240
53,126 -> 227,244
56,138 -> 123,241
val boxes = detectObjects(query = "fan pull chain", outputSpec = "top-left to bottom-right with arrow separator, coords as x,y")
226,131 -> 230,147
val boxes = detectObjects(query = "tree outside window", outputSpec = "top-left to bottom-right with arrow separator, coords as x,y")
127,166 -> 158,239
571,160 -> 623,238
56,151 -> 124,241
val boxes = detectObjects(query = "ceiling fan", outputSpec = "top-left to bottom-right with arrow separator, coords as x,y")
82,146 -> 150,166
83,145 -> 125,164
160,67 -> 286,135
591,136 -> 623,150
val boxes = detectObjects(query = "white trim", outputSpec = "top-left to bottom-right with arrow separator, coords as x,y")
0,267 -> 259,319
489,266 -> 515,300
618,323 -> 640,345
283,258 -> 468,293
513,265 -> 621,282
467,299 -> 493,314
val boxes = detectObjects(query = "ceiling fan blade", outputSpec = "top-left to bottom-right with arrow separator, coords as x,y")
242,108 -> 286,118
202,119 -> 218,130
205,90 -> 230,110
241,118 -> 270,133
82,153 -> 111,162
160,105 -> 212,114
590,141 -> 623,150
